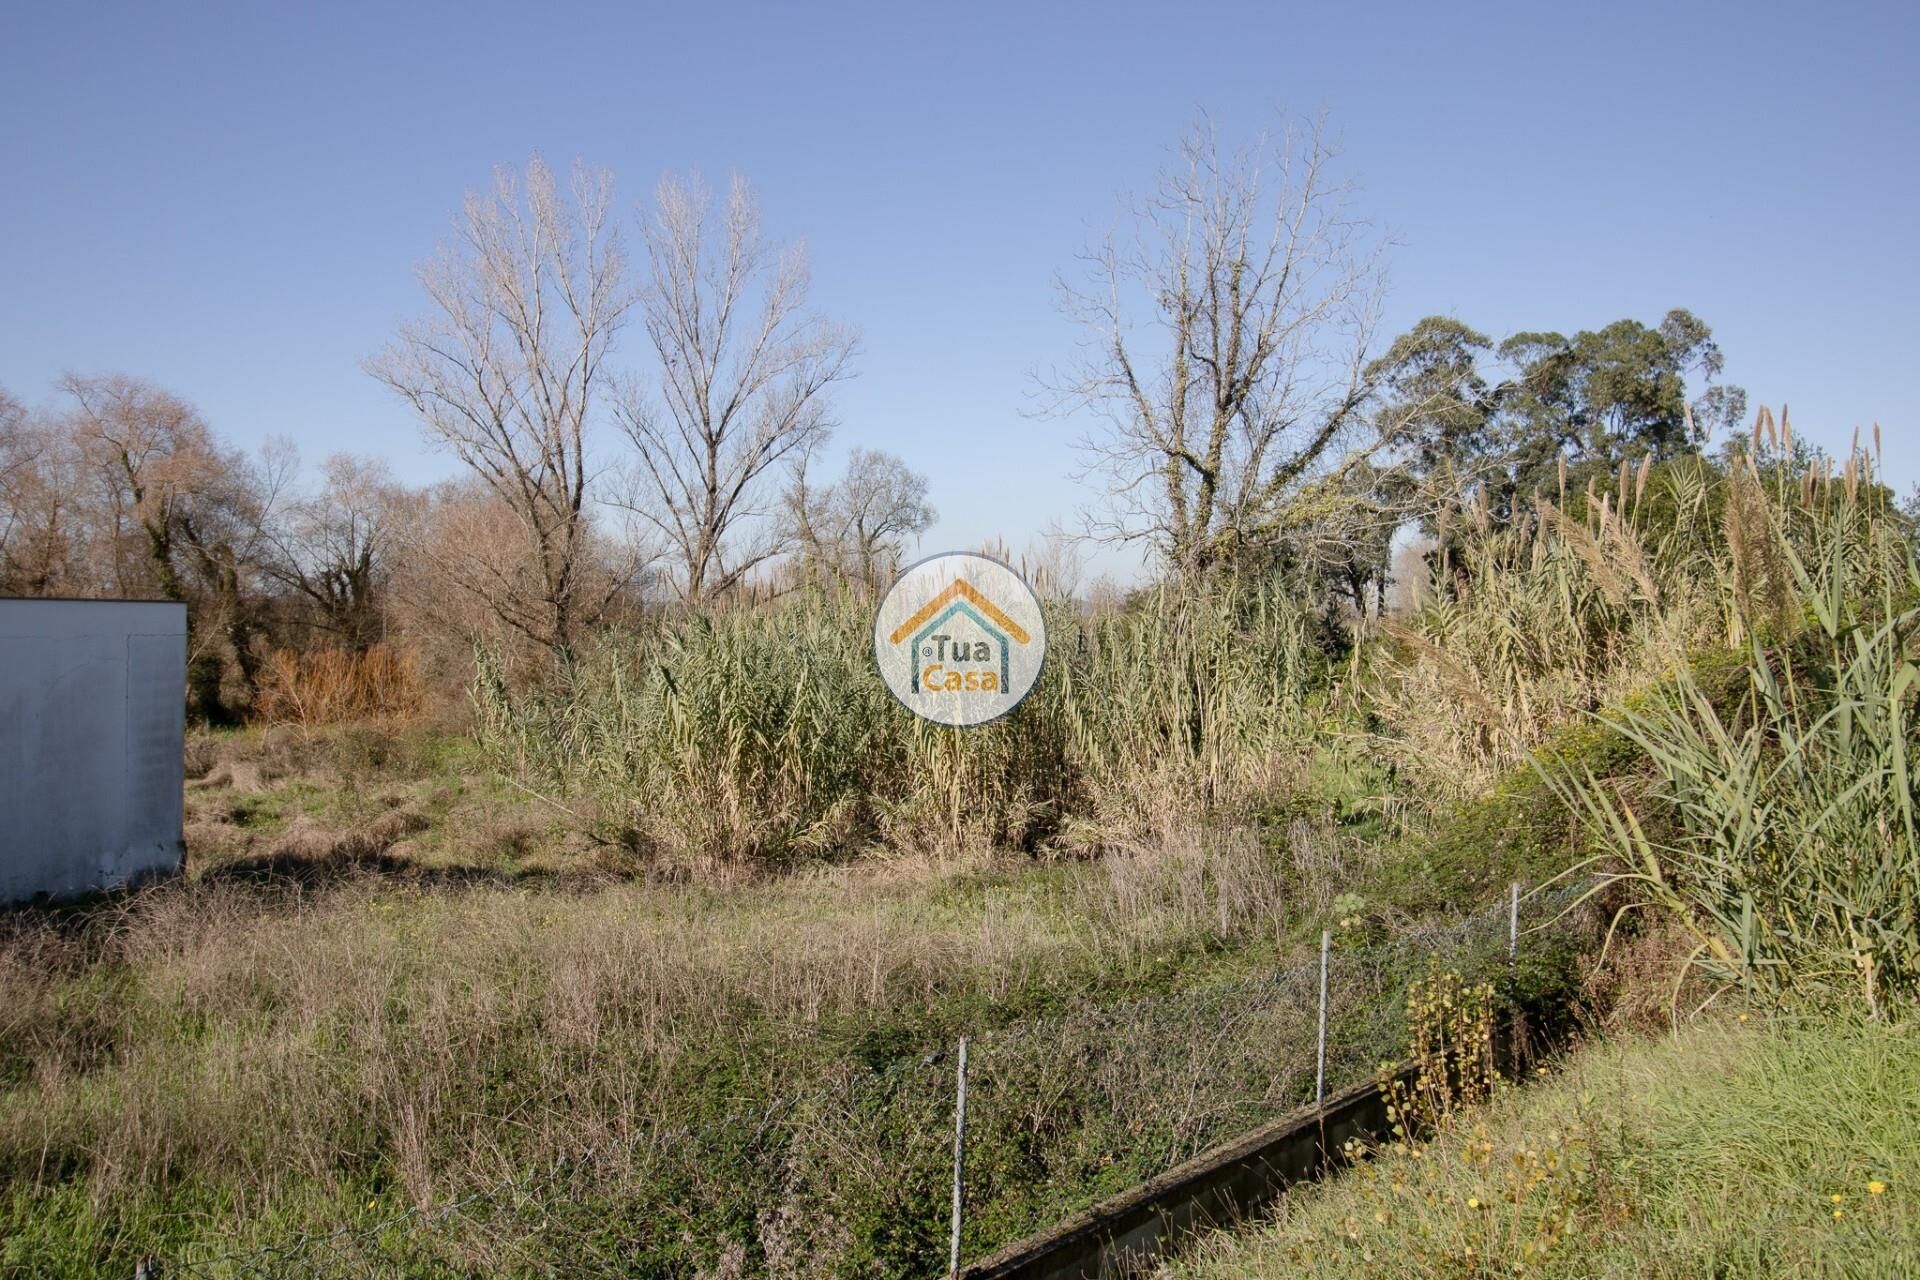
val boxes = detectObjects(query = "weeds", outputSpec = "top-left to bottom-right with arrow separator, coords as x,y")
1174,1015 -> 1920,1279
1380,964 -> 1499,1142
0,835 -> 1564,1277
1540,454 -> 1920,1009
256,645 -> 425,732
470,580 -> 1321,867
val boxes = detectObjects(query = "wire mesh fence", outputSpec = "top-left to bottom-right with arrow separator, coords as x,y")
129,881 -> 1596,1279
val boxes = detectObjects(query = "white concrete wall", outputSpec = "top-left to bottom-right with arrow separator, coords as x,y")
0,599 -> 187,904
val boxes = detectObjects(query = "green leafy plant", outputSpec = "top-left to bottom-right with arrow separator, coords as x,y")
1538,457 -> 1919,1011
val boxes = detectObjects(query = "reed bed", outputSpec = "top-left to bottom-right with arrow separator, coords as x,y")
471,581 -> 1324,866
1541,452 -> 1920,1008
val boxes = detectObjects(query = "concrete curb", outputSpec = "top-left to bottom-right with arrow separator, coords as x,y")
960,1062 -> 1419,1280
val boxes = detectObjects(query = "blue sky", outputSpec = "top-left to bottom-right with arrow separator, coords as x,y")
3,1 -> 1914,581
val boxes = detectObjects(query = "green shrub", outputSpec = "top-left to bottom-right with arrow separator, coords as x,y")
1542,472 -> 1920,1008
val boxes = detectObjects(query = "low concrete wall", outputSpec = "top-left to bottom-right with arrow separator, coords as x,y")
962,1063 -> 1418,1280
0,598 -> 187,905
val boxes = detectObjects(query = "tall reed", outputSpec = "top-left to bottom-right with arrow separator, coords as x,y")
1538,447 -> 1919,1009
1368,446 -> 1854,800
471,581 -> 1323,865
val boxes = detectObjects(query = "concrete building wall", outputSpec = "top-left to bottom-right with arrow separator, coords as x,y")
0,599 -> 187,904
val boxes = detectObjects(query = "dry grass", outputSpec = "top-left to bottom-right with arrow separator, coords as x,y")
173,724 -> 609,884
255,644 -> 425,731
1367,458 -> 1739,802
2,724 -> 1393,1275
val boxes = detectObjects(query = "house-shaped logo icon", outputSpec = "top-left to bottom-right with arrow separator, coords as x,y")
872,553 -> 1048,728
886,577 -> 1032,693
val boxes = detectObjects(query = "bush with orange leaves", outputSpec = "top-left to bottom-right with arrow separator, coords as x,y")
254,643 -> 425,728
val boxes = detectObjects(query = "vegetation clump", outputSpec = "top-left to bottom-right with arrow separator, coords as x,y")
1173,1017 -> 1920,1280
2,97 -> 1912,1275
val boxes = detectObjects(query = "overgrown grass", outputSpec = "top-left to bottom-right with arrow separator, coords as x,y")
1543,459 -> 1920,1008
8,716 -> 1470,1277
471,580 -> 1322,867
2,709 -> 1608,1278
1170,1013 -> 1920,1279
7,416 -> 1911,1277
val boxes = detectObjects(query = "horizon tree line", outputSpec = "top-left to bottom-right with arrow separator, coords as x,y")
1,115 -> 1757,719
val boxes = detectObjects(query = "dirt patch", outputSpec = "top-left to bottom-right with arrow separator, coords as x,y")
266,810 -> 431,865
187,759 -> 270,794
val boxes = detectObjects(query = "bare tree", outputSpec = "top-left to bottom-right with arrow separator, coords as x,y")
392,476 -> 557,652
1043,117 -> 1391,578
2,424 -> 103,597
787,446 -> 934,588
369,156 -> 634,662
616,174 -> 856,603
0,387 -> 25,495
260,451 -> 415,649
63,373 -> 219,600
0,388 -> 44,584
62,373 -> 277,718
386,475 -> 637,667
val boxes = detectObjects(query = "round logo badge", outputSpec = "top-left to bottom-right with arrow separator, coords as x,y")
872,552 -> 1048,727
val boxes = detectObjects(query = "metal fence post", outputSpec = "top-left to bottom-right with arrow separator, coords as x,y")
1315,928 -> 1330,1105
1508,881 -> 1523,1077
949,1035 -> 969,1278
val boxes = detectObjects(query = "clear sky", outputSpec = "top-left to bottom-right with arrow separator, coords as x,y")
3,1 -> 1914,582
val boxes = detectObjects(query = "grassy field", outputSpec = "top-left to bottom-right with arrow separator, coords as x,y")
5,447 -> 1913,1277
5,722 -> 1552,1278
1169,1014 -> 1920,1279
